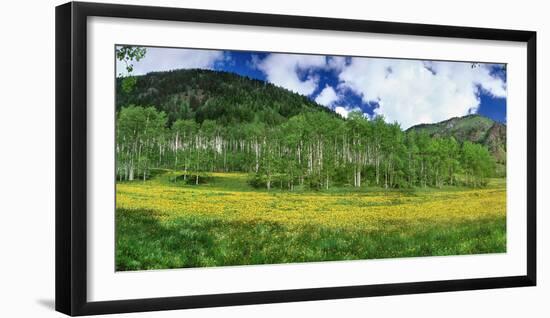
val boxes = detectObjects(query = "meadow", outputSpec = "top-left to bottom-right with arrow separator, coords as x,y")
115,170 -> 506,271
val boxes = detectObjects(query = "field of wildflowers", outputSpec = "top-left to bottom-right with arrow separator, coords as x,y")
115,171 -> 506,270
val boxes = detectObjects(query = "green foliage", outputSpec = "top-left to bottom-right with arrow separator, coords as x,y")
121,76 -> 137,94
116,46 -> 147,93
116,46 -> 147,75
116,69 -> 337,125
116,103 -> 499,189
116,105 -> 167,181
116,172 -> 506,270
461,141 -> 496,187
115,71 -> 502,189
408,114 -> 506,165
114,69 -> 507,271
117,209 -> 505,270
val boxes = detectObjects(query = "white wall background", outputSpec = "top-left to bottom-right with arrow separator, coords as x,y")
0,0 -> 546,316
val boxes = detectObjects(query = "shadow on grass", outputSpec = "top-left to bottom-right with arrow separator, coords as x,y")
116,208 -> 506,271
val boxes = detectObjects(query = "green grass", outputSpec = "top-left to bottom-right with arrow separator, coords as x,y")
115,171 -> 506,271
116,209 -> 505,270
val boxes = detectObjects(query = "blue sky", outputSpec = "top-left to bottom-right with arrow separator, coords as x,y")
116,46 -> 507,129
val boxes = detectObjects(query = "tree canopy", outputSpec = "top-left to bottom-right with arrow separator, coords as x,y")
116,105 -> 496,189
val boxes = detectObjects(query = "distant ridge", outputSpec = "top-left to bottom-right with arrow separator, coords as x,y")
407,114 -> 506,164
117,69 -> 506,164
116,68 -> 336,126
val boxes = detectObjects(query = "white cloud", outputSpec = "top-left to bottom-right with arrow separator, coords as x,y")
339,58 -> 506,129
248,54 -> 261,69
315,85 -> 339,107
334,106 -> 362,118
116,47 -> 505,128
116,47 -> 226,76
254,53 -> 327,95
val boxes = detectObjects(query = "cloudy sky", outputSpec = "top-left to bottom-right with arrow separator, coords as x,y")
116,46 -> 507,129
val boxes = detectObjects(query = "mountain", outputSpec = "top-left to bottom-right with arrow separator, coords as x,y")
407,114 -> 506,164
117,69 -> 506,165
116,69 -> 336,126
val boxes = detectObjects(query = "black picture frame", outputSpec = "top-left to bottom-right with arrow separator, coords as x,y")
55,1 -> 537,316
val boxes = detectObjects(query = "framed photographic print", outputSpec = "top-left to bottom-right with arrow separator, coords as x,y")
55,1 -> 536,316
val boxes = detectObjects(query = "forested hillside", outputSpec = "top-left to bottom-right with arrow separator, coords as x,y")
116,69 -> 336,125
408,114 -> 506,176
408,114 -> 506,164
116,69 -> 501,190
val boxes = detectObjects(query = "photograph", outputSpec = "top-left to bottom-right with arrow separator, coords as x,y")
114,45 -> 507,271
